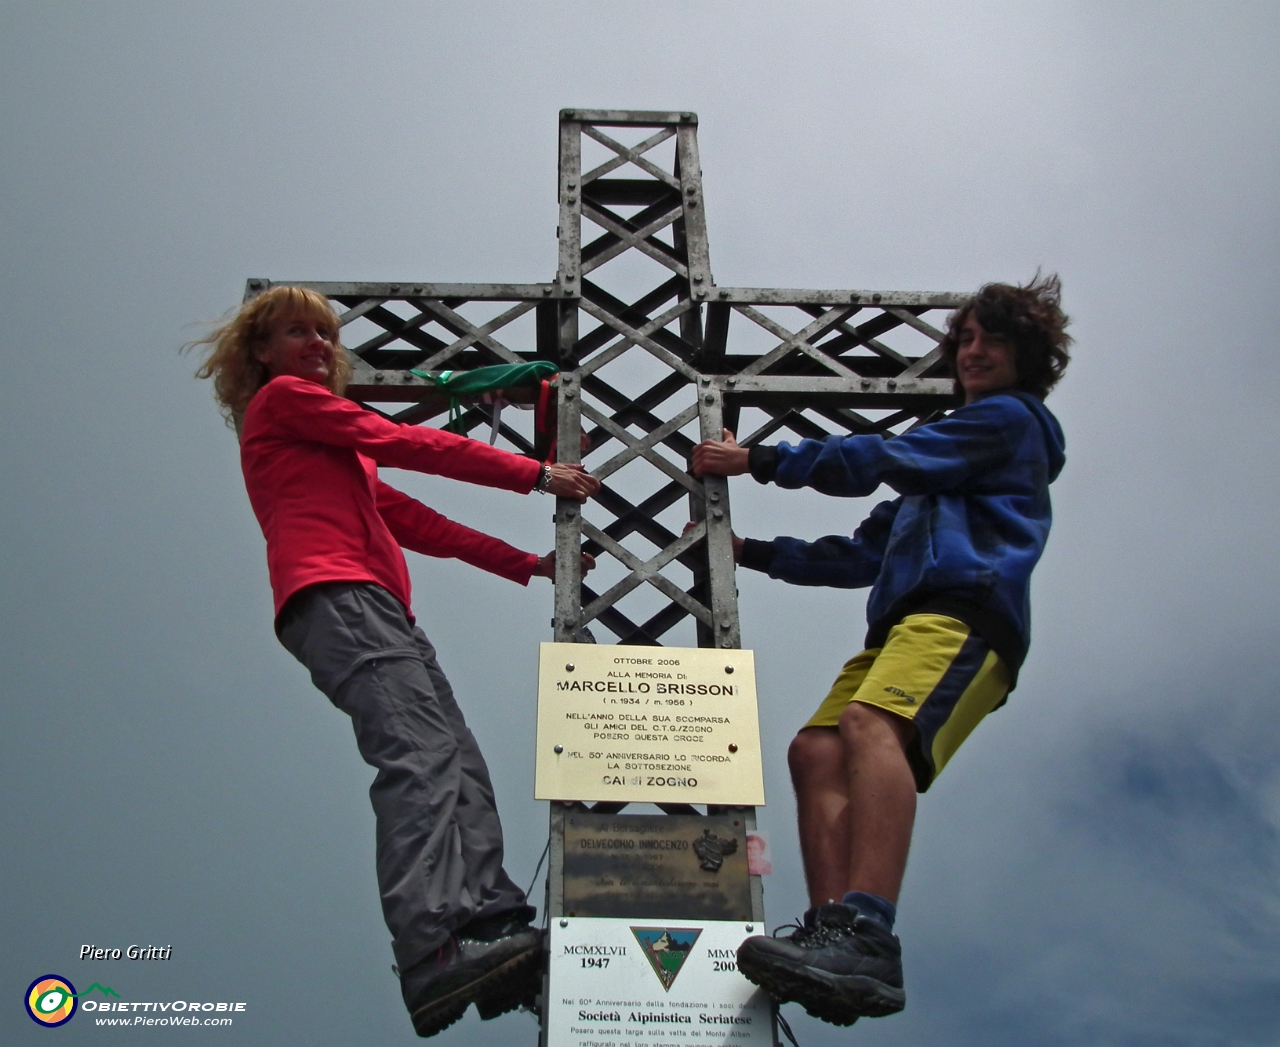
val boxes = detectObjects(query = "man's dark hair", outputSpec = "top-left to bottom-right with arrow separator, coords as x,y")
938,272 -> 1073,399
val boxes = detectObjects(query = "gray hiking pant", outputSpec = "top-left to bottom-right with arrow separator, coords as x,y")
277,581 -> 528,971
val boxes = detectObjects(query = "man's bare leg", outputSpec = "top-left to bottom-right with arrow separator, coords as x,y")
838,702 -> 917,904
790,705 -> 917,907
740,703 -> 912,1023
789,727 -> 852,905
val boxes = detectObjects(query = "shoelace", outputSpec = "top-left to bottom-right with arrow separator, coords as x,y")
770,916 -> 856,949
770,918 -> 814,945
806,922 -> 857,947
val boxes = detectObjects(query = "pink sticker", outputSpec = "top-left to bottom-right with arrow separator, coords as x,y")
746,831 -> 772,876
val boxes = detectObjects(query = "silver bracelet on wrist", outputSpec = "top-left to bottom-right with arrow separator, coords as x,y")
535,463 -> 553,494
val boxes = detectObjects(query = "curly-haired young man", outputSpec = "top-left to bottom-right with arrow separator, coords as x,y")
692,274 -> 1071,1026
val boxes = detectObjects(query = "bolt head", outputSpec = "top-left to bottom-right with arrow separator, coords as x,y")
724,665 -> 734,674
728,744 -> 738,753
566,663 -> 575,672
554,744 -> 564,754
560,918 -> 569,927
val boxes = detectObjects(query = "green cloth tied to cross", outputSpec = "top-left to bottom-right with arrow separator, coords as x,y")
409,361 -> 559,436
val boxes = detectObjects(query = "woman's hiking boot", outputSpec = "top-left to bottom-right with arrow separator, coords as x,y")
400,910 -> 541,1037
463,909 -> 544,1020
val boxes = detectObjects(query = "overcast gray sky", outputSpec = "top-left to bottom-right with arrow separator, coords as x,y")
3,2 -> 1278,1045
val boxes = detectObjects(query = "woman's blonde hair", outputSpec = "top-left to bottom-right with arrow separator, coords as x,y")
190,286 -> 352,427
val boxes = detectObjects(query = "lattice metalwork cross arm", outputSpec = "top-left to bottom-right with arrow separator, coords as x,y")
247,107 -> 970,653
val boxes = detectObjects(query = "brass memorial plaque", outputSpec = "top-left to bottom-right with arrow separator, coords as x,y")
562,812 -> 752,921
535,642 -> 765,806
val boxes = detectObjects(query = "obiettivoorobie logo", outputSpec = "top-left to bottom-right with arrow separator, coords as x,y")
25,977 -> 120,1027
26,975 -> 77,1027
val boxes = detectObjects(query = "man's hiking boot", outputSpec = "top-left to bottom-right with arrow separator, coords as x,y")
735,903 -> 905,1025
400,910 -> 541,1036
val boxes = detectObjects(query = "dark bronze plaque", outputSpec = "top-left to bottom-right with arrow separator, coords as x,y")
562,812 -> 751,920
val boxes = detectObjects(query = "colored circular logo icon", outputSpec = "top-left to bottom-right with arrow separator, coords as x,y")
25,975 -> 78,1027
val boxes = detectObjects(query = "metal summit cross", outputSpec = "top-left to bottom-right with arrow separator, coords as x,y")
247,108 -> 966,1040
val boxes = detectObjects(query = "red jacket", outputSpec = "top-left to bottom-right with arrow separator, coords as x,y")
240,375 -> 541,620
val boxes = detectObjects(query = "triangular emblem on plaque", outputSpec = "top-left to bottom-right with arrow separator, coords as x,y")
631,927 -> 703,991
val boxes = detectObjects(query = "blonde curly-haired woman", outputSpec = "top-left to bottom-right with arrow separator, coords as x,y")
194,286 -> 596,1037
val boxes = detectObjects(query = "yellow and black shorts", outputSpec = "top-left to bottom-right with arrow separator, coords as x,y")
805,614 -> 1011,792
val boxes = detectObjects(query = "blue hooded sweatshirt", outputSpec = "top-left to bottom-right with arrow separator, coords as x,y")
739,391 -> 1065,683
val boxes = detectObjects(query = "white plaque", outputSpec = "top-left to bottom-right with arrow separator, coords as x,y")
547,917 -> 775,1047
535,642 -> 765,806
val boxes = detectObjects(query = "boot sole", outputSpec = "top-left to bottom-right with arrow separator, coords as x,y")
736,950 -> 905,1024
410,997 -> 469,1039
474,947 -> 541,1021
411,942 -> 541,1036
